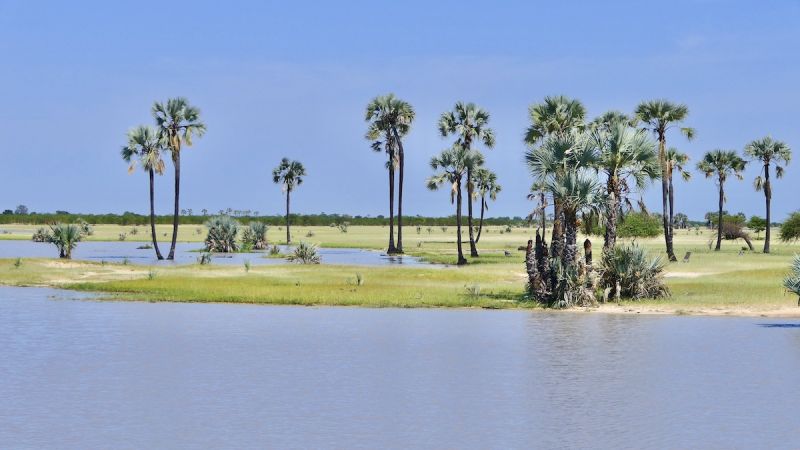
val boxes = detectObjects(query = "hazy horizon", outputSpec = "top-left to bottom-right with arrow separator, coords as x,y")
2,0 -> 798,221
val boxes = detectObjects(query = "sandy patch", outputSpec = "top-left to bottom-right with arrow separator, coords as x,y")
664,271 -> 720,279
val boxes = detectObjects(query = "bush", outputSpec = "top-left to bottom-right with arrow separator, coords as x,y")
269,244 -> 281,256
32,227 -> 50,242
76,218 -> 93,236
205,215 -> 240,252
747,216 -> 767,236
241,222 -> 268,250
600,244 -> 669,300
286,242 -> 320,264
784,255 -> 800,306
48,223 -> 82,259
780,212 -> 800,242
337,222 -> 349,233
617,212 -> 661,238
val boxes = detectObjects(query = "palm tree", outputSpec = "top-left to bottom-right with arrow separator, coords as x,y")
152,97 -> 206,260
665,147 -> 692,236
272,158 -> 306,244
438,102 -> 495,257
697,149 -> 747,251
48,223 -> 82,259
427,145 -> 482,265
546,170 -> 603,267
589,123 -> 658,250
472,168 -> 501,243
121,125 -> 166,260
744,136 -> 792,253
365,94 -> 415,253
635,100 -> 695,261
524,95 -> 587,253
525,131 -> 596,258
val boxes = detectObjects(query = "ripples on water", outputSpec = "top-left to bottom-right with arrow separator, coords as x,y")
1,286 -> 799,449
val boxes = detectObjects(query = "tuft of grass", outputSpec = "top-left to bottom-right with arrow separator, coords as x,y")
13,257 -> 22,268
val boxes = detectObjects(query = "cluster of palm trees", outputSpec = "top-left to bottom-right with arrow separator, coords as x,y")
121,97 -> 206,260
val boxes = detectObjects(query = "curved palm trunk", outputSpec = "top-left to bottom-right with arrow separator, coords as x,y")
764,163 -> 771,254
168,154 -> 180,260
604,176 -> 619,251
466,167 -> 478,257
715,177 -> 724,251
396,137 -> 405,254
455,176 -> 467,265
148,169 -> 164,260
475,195 -> 485,243
285,188 -> 291,244
658,133 -> 677,261
387,164 -> 397,253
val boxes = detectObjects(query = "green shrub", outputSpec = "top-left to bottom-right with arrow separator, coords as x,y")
747,216 -> 767,236
198,252 -> 212,265
600,244 -> 669,300
32,227 -> 50,242
617,212 -> 661,238
780,212 -> 800,242
338,222 -> 349,233
269,245 -> 281,256
286,242 -> 320,264
784,255 -> 800,306
205,215 -> 240,252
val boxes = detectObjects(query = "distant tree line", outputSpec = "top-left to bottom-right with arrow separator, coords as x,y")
0,211 -> 527,227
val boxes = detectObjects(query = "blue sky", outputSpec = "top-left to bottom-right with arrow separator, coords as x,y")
1,0 -> 799,220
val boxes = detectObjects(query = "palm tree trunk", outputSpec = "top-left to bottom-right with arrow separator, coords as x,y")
551,200 -> 564,259
604,177 -> 619,251
148,168 -> 164,260
659,133 -> 677,261
716,178 -> 724,251
764,163 -> 771,254
668,172 -> 675,240
466,167 -> 478,257
388,163 -> 396,253
455,176 -> 467,265
396,136 -> 405,254
286,189 -> 291,244
475,196 -> 485,243
540,192 -> 547,239
167,154 -> 180,260
563,210 -> 577,269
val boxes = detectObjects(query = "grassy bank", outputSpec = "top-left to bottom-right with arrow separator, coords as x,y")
1,224 -> 799,315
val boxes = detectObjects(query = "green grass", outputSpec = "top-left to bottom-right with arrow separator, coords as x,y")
1,224 -> 799,314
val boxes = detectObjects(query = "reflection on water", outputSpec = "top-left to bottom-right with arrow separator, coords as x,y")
1,286 -> 799,449
0,240 -> 435,267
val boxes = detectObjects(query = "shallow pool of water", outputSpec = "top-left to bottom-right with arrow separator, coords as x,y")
0,240 -> 434,267
1,286 -> 798,448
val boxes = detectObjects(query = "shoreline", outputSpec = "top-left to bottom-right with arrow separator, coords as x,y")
2,281 -> 799,318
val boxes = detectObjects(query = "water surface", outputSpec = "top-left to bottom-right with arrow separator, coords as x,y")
0,240 -> 431,267
1,286 -> 799,449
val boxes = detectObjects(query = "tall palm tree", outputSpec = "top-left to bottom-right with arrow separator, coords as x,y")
272,158 -> 306,244
744,137 -> 792,253
438,102 -> 495,258
152,97 -> 206,260
121,125 -> 166,260
427,145 -> 482,265
635,100 -> 695,261
365,94 -> 415,253
525,95 -> 587,253
665,147 -> 692,235
697,149 -> 747,251
525,131 -> 596,258
589,123 -> 658,250
472,168 -> 501,243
